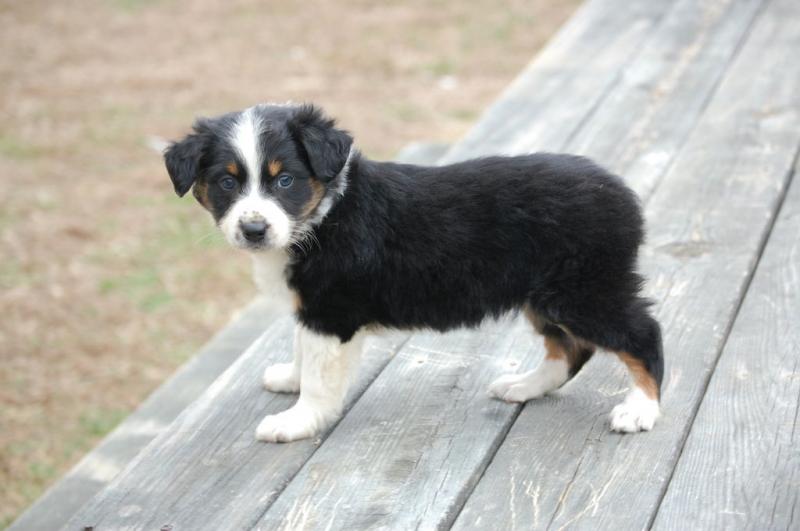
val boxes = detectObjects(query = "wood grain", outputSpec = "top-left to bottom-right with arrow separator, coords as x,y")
652,156 -> 800,530
255,318 -> 540,530
63,318 -> 409,530
8,298 -> 283,531
439,0 -> 673,163
453,0 -> 800,528
568,0 -> 767,201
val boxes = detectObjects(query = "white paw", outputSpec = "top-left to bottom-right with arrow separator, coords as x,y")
609,388 -> 661,433
488,373 -> 543,403
255,402 -> 332,443
262,362 -> 300,393
488,360 -> 569,403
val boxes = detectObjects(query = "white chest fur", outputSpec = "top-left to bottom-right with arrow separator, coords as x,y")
251,250 -> 295,315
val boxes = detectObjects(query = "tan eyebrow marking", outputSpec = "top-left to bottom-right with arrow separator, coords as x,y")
226,162 -> 238,175
268,159 -> 282,177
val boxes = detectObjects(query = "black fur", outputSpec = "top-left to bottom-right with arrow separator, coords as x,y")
289,153 -> 663,392
288,105 -> 353,182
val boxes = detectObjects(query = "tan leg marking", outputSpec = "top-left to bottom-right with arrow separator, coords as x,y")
524,307 -> 595,369
617,352 -> 659,400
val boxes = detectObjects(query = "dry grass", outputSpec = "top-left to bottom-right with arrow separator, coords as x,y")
0,0 -> 579,526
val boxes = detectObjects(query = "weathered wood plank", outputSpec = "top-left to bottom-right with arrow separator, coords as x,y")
9,297 -> 282,531
447,0 -> 766,203
256,0 -> 770,529
256,318 -> 539,530
568,0 -> 767,201
453,0 -> 800,528
652,159 -> 800,530
439,0 -> 673,164
62,1 -> 677,528
63,318 -> 408,530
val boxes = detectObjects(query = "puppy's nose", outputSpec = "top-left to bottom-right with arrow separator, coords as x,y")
240,220 -> 268,242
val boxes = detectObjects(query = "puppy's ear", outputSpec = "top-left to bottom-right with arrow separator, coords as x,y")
288,105 -> 353,182
164,123 -> 210,197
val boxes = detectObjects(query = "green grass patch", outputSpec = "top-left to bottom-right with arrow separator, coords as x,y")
78,407 -> 128,438
426,58 -> 456,76
0,134 -> 42,160
108,0 -> 160,12
99,267 -> 172,312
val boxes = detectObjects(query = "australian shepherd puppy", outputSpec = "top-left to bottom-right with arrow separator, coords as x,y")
164,103 -> 664,443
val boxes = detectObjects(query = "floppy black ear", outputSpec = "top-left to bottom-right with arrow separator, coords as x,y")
164,127 -> 209,197
288,105 -> 353,182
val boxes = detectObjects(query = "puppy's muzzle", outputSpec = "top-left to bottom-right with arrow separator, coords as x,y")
240,219 -> 269,243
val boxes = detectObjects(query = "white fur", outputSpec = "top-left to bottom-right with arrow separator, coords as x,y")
308,146 -> 354,226
263,325 -> 303,393
219,108 -> 293,248
256,326 -> 365,442
488,357 -> 570,402
262,362 -> 301,393
250,250 -> 294,314
232,107 -> 261,186
219,194 -> 292,248
609,386 -> 660,432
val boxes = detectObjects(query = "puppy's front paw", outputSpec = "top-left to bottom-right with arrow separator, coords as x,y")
488,373 -> 527,401
488,363 -> 567,403
255,403 -> 332,443
262,362 -> 300,393
609,388 -> 660,433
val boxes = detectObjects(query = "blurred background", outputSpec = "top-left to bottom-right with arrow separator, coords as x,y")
0,0 -> 579,525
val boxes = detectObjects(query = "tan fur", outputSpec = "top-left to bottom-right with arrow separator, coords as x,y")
617,352 -> 659,400
543,335 -> 568,361
301,179 -> 326,218
226,162 -> 238,175
192,181 -> 212,211
268,159 -> 282,177
524,306 -> 595,368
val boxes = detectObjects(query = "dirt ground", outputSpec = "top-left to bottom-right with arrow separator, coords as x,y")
0,0 -> 579,526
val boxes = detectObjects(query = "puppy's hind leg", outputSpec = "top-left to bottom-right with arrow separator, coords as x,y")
489,309 -> 595,403
263,324 -> 303,393
256,326 -> 363,443
608,311 -> 663,433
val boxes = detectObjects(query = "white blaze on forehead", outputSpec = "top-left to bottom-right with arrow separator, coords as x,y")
231,108 -> 262,194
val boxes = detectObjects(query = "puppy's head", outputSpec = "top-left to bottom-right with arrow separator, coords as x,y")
164,104 -> 353,251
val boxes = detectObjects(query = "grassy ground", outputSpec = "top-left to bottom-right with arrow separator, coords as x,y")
0,0 -> 579,526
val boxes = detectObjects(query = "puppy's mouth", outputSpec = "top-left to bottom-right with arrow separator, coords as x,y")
234,233 -> 277,252
240,239 -> 272,252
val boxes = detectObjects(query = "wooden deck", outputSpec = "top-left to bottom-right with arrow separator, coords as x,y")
16,0 -> 800,529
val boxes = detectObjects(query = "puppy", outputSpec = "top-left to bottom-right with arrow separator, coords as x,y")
164,103 -> 664,442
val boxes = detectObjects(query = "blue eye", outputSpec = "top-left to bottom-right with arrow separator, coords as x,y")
219,177 -> 237,191
277,173 -> 294,188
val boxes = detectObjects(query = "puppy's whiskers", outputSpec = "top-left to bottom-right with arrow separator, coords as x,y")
288,224 -> 321,257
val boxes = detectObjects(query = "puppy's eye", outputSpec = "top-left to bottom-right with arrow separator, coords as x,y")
219,177 -> 237,191
277,173 -> 294,188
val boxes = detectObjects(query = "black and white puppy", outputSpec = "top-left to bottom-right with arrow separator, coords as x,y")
165,103 -> 664,442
